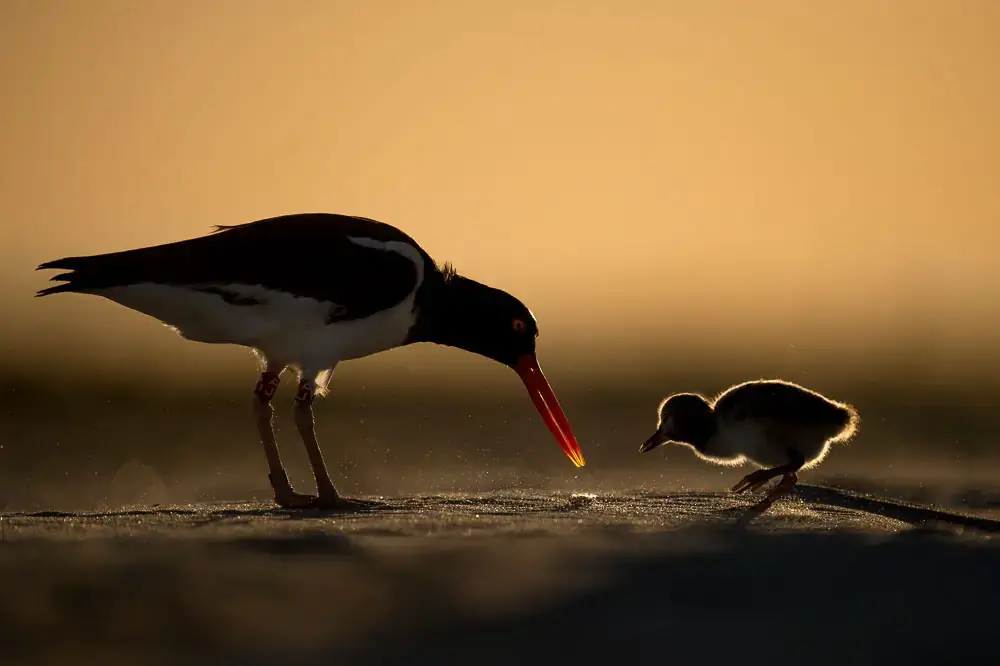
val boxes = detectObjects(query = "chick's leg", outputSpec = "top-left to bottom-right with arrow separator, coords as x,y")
731,450 -> 806,494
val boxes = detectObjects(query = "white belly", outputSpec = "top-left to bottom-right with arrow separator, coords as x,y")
704,419 -> 833,469
96,282 -> 419,369
262,290 -> 419,365
95,235 -> 426,372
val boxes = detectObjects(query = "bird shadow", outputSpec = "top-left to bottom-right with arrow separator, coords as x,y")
1,496 -> 393,522
790,483 -> 1000,534
0,498 -> 395,559
703,482 -> 1000,534
707,483 -> 1000,534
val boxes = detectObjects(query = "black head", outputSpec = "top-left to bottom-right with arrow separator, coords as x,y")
639,393 -> 717,453
409,273 -> 539,368
409,273 -> 584,468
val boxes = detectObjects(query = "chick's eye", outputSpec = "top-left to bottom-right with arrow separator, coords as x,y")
511,318 -> 526,333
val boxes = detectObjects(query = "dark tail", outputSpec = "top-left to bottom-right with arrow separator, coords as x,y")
35,252 -> 138,297
36,257 -> 93,297
830,402 -> 861,443
36,224 -> 232,297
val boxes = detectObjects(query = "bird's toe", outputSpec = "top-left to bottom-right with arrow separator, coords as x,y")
308,493 -> 344,511
731,470 -> 772,494
273,490 -> 319,509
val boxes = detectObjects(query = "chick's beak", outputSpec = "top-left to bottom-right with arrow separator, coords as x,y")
639,430 -> 669,453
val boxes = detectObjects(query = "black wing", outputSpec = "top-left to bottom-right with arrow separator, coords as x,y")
714,380 -> 845,427
36,213 -> 432,322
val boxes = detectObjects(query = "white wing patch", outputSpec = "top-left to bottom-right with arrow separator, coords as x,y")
346,236 -> 426,294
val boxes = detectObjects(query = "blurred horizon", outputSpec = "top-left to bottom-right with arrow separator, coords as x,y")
1,0 -> 998,392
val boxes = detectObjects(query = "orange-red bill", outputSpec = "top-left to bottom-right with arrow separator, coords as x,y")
514,353 -> 585,468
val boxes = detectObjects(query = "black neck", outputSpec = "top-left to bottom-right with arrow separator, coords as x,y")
403,267 -> 533,369
405,273 -> 489,347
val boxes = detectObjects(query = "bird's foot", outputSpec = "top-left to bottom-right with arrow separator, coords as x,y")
272,483 -> 346,511
273,492 -> 377,513
731,492 -> 780,528
297,494 -> 370,512
269,472 -> 319,509
306,488 -> 343,510
733,473 -> 799,527
272,488 -> 349,510
731,470 -> 776,494
273,488 -> 320,509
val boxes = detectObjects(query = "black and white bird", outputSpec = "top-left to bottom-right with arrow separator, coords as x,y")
37,213 -> 586,509
639,379 -> 859,515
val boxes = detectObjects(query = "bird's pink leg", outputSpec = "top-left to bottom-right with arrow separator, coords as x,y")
732,449 -> 806,494
737,472 -> 799,525
731,468 -> 784,494
751,472 -> 798,513
252,369 -> 317,508
293,378 -> 341,509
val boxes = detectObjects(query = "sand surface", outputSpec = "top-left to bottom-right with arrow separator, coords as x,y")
3,484 -> 999,666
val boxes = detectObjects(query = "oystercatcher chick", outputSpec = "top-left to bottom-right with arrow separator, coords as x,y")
639,379 -> 859,518
36,213 -> 586,509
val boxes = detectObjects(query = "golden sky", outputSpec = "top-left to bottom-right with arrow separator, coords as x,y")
1,0 -> 997,384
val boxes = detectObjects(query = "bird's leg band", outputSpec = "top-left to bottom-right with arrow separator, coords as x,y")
294,379 -> 315,405
254,372 -> 281,403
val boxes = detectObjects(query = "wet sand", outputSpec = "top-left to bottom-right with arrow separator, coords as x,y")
3,484 -> 999,666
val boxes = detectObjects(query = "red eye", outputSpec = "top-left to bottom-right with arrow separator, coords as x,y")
512,318 -> 526,333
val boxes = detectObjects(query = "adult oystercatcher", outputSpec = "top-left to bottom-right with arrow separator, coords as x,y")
37,213 -> 586,509
639,379 -> 859,518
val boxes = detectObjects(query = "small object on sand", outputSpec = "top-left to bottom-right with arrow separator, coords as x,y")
36,213 -> 585,510
639,379 -> 859,522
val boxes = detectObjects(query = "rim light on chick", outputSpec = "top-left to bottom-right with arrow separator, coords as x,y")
640,379 -> 859,518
